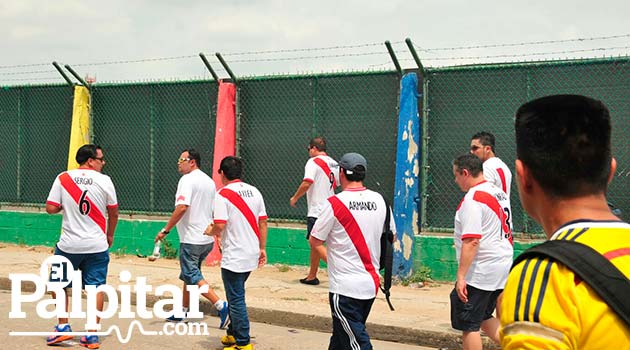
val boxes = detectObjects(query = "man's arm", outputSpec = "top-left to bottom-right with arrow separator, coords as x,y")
456,237 -> 480,303
309,236 -> 327,263
46,203 -> 62,214
155,204 -> 188,242
258,218 -> 268,267
106,206 -> 119,248
290,181 -> 312,207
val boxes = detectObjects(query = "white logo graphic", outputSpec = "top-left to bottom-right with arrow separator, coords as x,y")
9,255 -> 210,343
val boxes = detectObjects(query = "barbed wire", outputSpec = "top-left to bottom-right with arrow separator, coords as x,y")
0,69 -> 58,76
221,41 -> 402,56
368,45 -> 630,67
414,33 -> 630,52
1,76 -> 63,82
226,51 -> 388,63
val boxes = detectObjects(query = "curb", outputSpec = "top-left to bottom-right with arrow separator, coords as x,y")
2,277 -> 475,349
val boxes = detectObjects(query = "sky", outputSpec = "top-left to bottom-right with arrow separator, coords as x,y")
2,0 -> 629,85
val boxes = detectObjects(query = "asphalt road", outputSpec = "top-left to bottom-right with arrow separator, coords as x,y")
1,290 -> 436,349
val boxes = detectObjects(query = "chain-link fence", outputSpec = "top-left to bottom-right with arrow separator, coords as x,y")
238,72 -> 400,220
92,81 -> 218,213
422,57 -> 630,236
0,85 -> 73,204
2,57 -> 628,235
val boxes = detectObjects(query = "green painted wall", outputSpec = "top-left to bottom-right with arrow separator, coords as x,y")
0,211 -> 542,281
412,235 -> 543,281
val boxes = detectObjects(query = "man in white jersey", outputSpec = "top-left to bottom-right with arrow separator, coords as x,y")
45,144 -> 119,349
205,156 -> 268,350
310,152 -> 395,350
451,153 -> 513,350
290,136 -> 339,285
153,148 -> 229,328
470,131 -> 512,198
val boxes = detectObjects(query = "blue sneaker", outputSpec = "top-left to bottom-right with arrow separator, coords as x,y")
80,334 -> 100,349
218,301 -> 230,329
46,324 -> 73,345
166,313 -> 186,322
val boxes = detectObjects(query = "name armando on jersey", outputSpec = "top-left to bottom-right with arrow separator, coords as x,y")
348,201 -> 378,211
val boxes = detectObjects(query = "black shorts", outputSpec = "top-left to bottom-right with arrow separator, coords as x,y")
450,285 -> 502,332
306,216 -> 317,239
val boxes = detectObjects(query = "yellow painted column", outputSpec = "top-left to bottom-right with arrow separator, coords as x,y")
66,85 -> 91,170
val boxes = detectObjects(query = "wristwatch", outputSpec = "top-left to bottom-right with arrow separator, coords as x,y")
160,228 -> 170,235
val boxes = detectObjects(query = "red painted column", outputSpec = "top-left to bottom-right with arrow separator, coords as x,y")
207,81 -> 236,266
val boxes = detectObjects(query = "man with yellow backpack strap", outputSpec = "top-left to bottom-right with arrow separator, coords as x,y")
500,94 -> 630,349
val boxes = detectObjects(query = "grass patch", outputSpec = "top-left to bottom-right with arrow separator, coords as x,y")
399,266 -> 432,286
281,297 -> 308,301
277,264 -> 291,272
162,240 -> 178,259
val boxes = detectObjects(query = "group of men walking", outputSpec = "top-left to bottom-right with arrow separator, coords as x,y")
41,94 -> 629,350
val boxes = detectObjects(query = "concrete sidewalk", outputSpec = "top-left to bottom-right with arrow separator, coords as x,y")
0,244 -> 493,349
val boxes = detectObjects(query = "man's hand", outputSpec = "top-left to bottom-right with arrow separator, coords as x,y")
456,278 -> 468,303
258,249 -> 267,268
155,231 -> 167,243
204,223 -> 214,236
107,235 -> 114,248
289,196 -> 299,208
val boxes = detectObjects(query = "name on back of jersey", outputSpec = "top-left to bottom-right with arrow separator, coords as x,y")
348,201 -> 378,211
74,177 -> 93,186
238,189 -> 254,198
494,192 -> 508,201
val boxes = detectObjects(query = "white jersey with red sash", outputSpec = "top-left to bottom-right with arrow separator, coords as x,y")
454,181 -> 513,291
311,187 -> 396,300
213,180 -> 267,273
483,157 -> 512,199
46,169 -> 118,254
303,154 -> 339,218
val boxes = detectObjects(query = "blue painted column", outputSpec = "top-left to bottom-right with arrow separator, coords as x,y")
392,72 -> 421,278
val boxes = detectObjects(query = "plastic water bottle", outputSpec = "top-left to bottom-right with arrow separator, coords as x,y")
149,241 -> 161,261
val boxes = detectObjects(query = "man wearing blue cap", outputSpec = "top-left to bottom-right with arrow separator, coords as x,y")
309,152 -> 395,350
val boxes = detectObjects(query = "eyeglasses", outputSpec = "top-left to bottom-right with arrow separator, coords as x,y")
177,157 -> 191,164
470,145 -> 481,151
93,157 -> 105,162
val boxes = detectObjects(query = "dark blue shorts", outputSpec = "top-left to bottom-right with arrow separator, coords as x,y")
450,285 -> 502,332
54,246 -> 110,287
179,242 -> 213,285
306,216 -> 317,239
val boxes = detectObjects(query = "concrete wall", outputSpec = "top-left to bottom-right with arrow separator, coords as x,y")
0,210 -> 542,281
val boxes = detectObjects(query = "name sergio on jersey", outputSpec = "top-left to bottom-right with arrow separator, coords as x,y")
494,192 -> 508,201
74,177 -> 93,186
348,201 -> 378,211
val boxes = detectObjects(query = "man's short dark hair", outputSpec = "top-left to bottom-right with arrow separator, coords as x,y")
219,156 -> 243,180
76,144 -> 102,165
184,148 -> 201,166
471,131 -> 496,152
309,137 -> 327,152
453,154 -> 483,177
515,94 -> 612,197
343,166 -> 366,182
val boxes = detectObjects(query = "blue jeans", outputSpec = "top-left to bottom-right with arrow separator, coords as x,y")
178,242 -> 213,285
222,268 -> 251,346
54,246 -> 109,287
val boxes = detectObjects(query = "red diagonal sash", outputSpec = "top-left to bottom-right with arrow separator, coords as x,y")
59,172 -> 106,233
313,157 -> 337,190
496,168 -> 507,194
219,188 -> 260,240
328,196 -> 380,294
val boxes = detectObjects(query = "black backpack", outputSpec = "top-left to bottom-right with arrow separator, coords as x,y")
513,239 -> 630,326
379,198 -> 395,311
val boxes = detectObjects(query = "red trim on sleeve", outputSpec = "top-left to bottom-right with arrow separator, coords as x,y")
328,196 -> 380,294
259,216 -> 268,220
106,204 -> 118,209
59,172 -> 107,234
218,188 -> 260,240
46,200 -> 61,207
496,168 -> 507,193
303,178 -> 314,184
462,233 -> 482,240
213,219 -> 228,224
